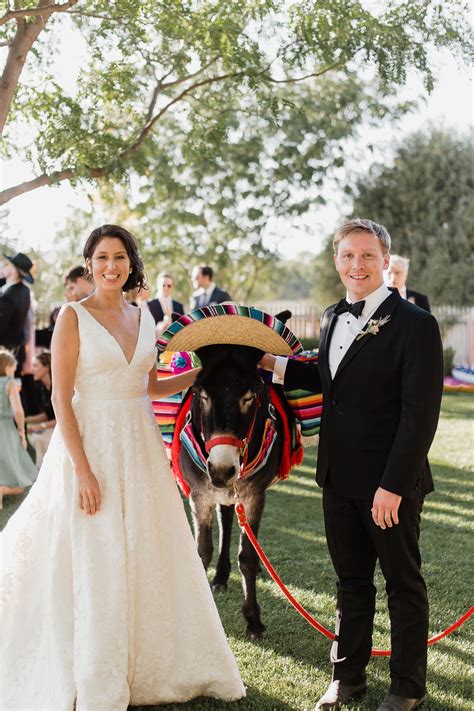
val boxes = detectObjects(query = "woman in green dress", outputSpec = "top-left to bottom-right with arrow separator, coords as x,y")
0,348 -> 37,508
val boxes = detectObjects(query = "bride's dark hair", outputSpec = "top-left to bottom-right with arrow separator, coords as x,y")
83,224 -> 147,292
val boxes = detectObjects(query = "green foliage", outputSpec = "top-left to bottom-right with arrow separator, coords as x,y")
350,129 -> 474,305
443,346 -> 456,377
2,1 -> 472,200
312,238 -> 344,305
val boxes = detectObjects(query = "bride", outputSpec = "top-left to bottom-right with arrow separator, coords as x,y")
0,225 -> 245,710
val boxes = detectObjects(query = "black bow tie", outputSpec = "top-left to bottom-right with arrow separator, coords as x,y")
334,298 -> 365,318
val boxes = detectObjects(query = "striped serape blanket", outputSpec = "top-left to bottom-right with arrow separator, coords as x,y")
285,350 -> 322,437
152,357 -> 184,448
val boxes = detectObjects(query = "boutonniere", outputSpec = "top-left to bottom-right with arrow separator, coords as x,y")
408,296 -> 416,304
356,315 -> 391,340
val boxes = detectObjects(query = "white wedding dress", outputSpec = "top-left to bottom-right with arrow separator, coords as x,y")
0,302 -> 245,710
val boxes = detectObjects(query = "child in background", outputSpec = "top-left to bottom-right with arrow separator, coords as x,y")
0,348 -> 37,509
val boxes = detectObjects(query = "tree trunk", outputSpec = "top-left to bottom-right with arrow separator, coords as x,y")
0,18 -> 46,135
0,0 -> 80,135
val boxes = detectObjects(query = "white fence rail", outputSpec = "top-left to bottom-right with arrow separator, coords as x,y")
255,301 -> 474,365
433,306 -> 474,366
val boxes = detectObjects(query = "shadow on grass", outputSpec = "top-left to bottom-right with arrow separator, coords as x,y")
439,392 -> 474,420
130,685 -> 297,711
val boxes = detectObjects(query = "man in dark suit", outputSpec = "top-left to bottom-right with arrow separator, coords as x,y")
387,255 -> 430,312
0,252 -> 34,376
260,219 -> 443,711
191,264 -> 231,309
147,272 -> 184,331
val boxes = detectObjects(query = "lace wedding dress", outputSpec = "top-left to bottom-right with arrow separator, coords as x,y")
0,302 -> 245,710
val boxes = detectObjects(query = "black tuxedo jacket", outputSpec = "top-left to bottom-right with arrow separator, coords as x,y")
406,288 -> 430,312
0,281 -> 31,349
147,298 -> 184,324
285,290 -> 443,499
192,285 -> 232,309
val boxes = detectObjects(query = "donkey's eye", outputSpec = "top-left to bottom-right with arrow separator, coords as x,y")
242,395 -> 255,405
200,392 -> 209,402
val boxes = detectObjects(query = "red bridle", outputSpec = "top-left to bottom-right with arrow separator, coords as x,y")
204,394 -> 260,471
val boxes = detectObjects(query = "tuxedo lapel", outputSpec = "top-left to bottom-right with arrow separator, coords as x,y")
333,290 -> 400,380
319,307 -> 337,387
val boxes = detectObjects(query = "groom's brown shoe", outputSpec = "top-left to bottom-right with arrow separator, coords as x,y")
315,680 -> 367,710
376,693 -> 426,710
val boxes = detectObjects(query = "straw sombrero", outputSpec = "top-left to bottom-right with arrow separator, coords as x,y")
156,303 -> 303,356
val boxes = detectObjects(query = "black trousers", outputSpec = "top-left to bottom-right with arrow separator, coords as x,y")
323,485 -> 428,698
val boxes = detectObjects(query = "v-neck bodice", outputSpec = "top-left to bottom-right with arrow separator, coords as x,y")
76,302 -> 142,366
66,302 -> 157,400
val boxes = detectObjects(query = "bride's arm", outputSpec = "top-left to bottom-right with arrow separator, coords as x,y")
147,365 -> 201,400
51,307 -> 101,515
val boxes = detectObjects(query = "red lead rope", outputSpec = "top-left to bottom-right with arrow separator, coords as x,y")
235,502 -> 473,657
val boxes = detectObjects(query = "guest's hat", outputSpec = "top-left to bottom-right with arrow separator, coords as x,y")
4,252 -> 34,284
156,303 -> 302,356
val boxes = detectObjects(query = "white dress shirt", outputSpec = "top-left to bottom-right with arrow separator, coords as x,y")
194,282 -> 216,307
158,296 -> 173,316
273,282 -> 392,383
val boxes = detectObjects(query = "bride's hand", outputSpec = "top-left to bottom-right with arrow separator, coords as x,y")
76,469 -> 101,516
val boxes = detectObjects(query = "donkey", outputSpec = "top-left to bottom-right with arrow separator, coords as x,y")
177,341 -> 298,639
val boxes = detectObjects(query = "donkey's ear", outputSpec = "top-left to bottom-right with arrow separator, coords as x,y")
275,310 -> 292,323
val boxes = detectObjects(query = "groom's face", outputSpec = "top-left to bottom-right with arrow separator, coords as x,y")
334,230 -> 390,301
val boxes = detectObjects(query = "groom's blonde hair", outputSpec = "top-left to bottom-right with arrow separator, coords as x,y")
333,218 -> 391,255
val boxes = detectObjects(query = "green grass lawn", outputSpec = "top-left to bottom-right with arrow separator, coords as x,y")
1,393 -> 473,710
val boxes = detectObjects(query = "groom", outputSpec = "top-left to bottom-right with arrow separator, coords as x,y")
260,219 -> 443,711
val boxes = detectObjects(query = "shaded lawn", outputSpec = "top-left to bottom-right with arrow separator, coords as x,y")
1,393 -> 472,710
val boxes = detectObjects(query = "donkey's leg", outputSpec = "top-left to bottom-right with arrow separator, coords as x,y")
238,493 -> 266,639
212,503 -> 234,592
189,492 -> 215,571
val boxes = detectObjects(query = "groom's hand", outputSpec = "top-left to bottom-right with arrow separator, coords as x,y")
258,353 -> 276,371
371,487 -> 402,529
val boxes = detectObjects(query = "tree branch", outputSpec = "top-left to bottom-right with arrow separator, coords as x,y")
159,56 -> 221,91
262,60 -> 346,84
121,69 -> 245,160
0,0 -> 79,27
0,164 -> 114,205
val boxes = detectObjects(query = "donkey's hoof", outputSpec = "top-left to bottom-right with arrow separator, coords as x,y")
246,624 -> 266,641
211,582 -> 228,593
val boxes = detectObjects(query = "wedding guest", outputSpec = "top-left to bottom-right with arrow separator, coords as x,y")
0,252 -> 34,377
0,224 -> 245,708
260,218 -> 443,711
64,265 -> 94,302
191,265 -> 231,309
26,351 -> 56,468
0,349 -> 37,509
387,255 -> 431,312
148,272 -> 184,334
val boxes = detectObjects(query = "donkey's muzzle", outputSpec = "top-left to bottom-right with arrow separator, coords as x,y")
207,461 -> 239,488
